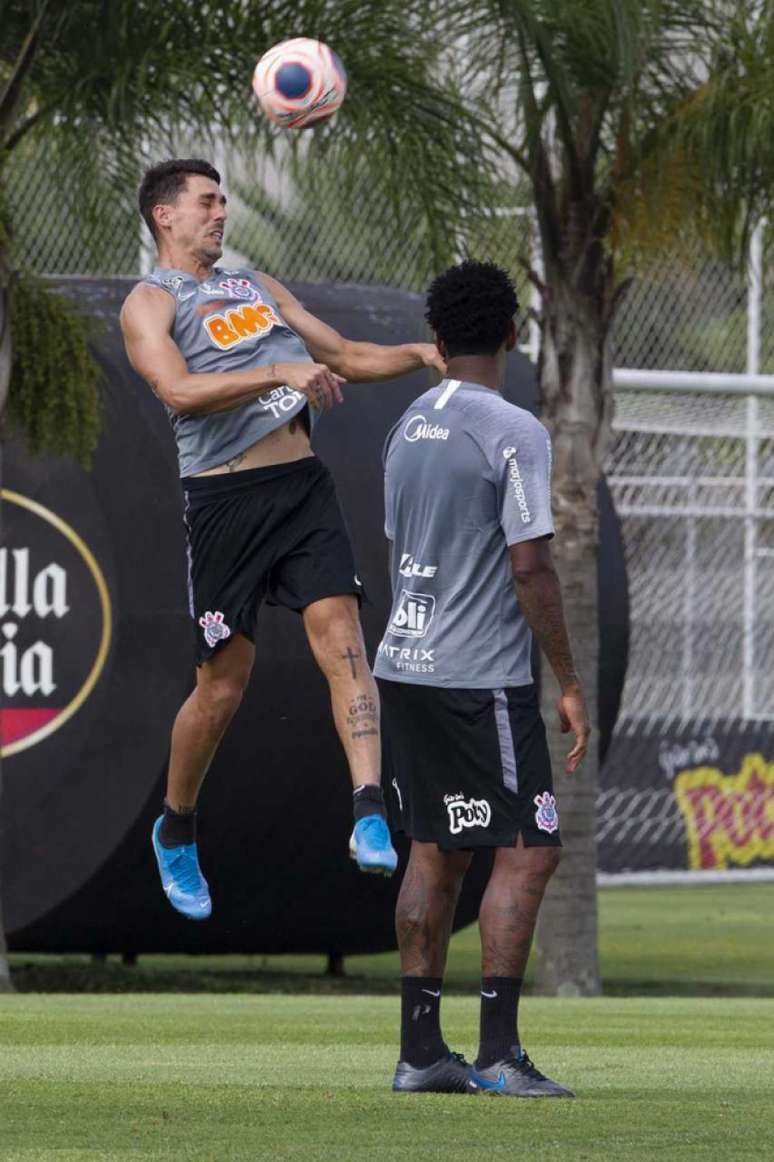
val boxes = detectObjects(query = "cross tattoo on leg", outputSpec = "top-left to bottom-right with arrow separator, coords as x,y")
341,647 -> 361,679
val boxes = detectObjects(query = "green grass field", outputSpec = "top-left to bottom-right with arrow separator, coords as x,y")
2,886 -> 773,1160
2,995 -> 773,1161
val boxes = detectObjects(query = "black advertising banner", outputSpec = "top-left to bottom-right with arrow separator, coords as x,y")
1,490 -> 111,756
1,286 -> 195,942
2,279 -> 500,955
599,724 -> 774,874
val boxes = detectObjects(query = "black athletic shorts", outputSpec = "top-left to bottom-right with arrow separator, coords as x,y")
378,679 -> 561,851
182,457 -> 362,664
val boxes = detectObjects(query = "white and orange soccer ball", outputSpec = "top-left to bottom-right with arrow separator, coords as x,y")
252,38 -> 347,130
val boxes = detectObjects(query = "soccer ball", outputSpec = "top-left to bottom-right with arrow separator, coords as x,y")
252,38 -> 347,130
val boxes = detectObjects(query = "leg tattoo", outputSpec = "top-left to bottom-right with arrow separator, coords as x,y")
346,691 -> 378,740
341,646 -> 361,680
479,846 -> 560,978
396,846 -> 470,977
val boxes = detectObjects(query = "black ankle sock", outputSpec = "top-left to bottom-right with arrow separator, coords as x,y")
159,801 -> 197,848
476,976 -> 523,1068
352,784 -> 386,822
399,976 -> 447,1067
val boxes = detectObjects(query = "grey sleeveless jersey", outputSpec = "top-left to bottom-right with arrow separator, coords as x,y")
142,266 -> 314,476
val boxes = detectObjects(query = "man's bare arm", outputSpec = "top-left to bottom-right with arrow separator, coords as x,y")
510,536 -> 590,773
119,283 -> 344,416
259,272 -> 446,382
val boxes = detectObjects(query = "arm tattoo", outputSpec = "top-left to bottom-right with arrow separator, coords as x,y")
514,567 -> 578,690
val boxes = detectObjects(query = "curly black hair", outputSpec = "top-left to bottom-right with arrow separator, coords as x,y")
425,259 -> 519,358
139,158 -> 221,241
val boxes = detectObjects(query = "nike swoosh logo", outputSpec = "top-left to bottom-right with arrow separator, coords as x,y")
421,988 -> 441,998
481,990 -> 498,998
471,1070 -> 507,1092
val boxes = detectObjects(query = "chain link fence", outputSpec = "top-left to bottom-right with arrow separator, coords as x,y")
7,135 -> 536,320
613,249 -> 769,374
607,389 -> 774,729
599,383 -> 774,876
10,134 -> 774,372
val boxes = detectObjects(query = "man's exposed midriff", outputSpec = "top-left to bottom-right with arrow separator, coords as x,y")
193,417 -> 313,475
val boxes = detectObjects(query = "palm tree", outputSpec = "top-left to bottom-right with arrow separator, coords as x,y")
437,0 -> 774,993
0,0 -> 494,990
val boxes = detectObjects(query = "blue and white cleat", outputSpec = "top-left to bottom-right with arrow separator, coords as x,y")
468,1048 -> 574,1098
349,814 -> 398,877
151,816 -> 212,920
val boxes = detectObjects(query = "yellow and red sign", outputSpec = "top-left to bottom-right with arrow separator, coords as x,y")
674,755 -> 774,870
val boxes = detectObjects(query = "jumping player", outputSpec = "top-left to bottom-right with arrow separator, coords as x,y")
375,260 -> 589,1096
120,158 -> 444,919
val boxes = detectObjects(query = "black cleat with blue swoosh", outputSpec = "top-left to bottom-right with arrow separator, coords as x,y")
392,1051 -> 471,1093
468,1048 -> 574,1097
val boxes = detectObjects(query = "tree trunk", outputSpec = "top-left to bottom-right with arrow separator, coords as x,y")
533,280 -> 612,997
0,243 -> 14,992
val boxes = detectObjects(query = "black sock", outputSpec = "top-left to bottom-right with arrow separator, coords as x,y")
476,976 -> 523,1068
399,976 -> 447,1067
352,784 -> 386,822
159,801 -> 197,848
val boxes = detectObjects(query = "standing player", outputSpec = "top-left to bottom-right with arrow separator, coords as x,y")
375,260 -> 589,1096
120,158 -> 444,919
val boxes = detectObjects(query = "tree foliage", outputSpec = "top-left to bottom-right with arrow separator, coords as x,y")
7,274 -> 100,465
0,0 -> 498,461
441,1 -> 774,269
1,0 -> 494,259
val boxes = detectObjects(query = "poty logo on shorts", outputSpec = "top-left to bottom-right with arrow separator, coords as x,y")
198,610 -> 231,649
534,791 -> 559,834
389,590 -> 436,638
503,447 -> 532,524
403,415 -> 449,443
445,793 -> 492,835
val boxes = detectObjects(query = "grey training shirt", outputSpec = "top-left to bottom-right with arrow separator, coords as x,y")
142,267 -> 314,476
373,378 -> 554,688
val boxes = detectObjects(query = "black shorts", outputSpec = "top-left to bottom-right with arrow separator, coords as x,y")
182,457 -> 362,664
378,679 -> 561,851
